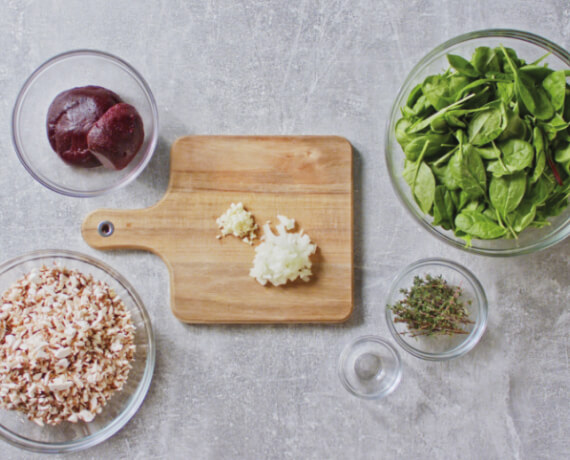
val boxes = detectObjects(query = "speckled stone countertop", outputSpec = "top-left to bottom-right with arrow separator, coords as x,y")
1,1 -> 569,459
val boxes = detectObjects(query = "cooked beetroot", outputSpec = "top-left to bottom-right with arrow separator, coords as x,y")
87,103 -> 144,170
47,86 -> 122,168
46,86 -> 144,170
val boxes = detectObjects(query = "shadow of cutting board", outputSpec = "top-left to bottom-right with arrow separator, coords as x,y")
82,136 -> 353,323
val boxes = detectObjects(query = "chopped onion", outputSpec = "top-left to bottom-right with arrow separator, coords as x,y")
250,219 -> 317,286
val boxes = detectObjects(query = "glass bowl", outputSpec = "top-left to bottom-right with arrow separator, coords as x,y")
12,50 -> 159,198
385,29 -> 570,256
0,250 -> 155,453
385,258 -> 487,361
337,336 -> 402,399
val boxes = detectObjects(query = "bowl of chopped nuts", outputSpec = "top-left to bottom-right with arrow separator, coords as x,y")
0,250 -> 155,453
385,258 -> 487,361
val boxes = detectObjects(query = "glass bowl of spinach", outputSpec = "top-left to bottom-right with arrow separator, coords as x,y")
386,29 -> 570,255
385,258 -> 488,361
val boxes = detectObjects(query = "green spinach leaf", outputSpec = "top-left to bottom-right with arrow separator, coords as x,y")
403,132 -> 454,161
455,210 -> 508,239
454,145 -> 487,199
554,142 -> 570,175
539,113 -> 570,140
501,139 -> 534,170
408,93 -> 475,133
422,74 -> 471,110
482,205 -> 499,222
471,47 -> 501,74
554,142 -> 570,163
447,54 -> 480,77
496,81 -> 514,104
539,184 -> 570,217
520,65 -> 554,83
403,160 -> 436,214
528,173 -> 555,206
395,118 -> 413,148
475,144 -> 501,160
497,108 -> 527,141
501,45 -> 555,120
432,186 -> 455,229
542,70 -> 566,111
467,102 -> 506,145
489,172 -> 527,217
507,198 -> 537,233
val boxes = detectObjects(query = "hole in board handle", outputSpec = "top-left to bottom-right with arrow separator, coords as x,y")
97,221 -> 114,237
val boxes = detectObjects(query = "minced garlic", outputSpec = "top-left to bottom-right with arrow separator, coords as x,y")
216,202 -> 258,244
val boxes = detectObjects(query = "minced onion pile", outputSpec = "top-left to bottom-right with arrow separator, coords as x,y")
249,216 -> 317,286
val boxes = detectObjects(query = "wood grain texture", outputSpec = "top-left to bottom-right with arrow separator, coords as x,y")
82,136 -> 353,323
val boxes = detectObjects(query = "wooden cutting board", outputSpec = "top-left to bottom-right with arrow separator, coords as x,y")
82,136 -> 353,323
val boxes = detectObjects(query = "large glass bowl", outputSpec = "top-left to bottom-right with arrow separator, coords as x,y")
385,29 -> 570,256
385,258 -> 487,361
12,50 -> 159,198
0,250 -> 155,453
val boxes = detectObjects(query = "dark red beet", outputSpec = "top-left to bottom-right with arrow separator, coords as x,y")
87,103 -> 145,170
47,86 -> 122,168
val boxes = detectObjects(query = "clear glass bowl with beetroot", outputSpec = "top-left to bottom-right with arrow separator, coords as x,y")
12,50 -> 159,197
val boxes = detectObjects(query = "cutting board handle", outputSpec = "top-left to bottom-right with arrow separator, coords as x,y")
82,208 -> 160,252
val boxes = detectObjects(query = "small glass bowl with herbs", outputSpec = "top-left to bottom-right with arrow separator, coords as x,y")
385,29 -> 570,256
385,258 -> 487,361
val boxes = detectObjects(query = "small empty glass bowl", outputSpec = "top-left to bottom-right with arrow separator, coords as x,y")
12,50 -> 159,197
385,258 -> 487,361
385,29 -> 570,256
338,336 -> 402,399
0,250 -> 155,453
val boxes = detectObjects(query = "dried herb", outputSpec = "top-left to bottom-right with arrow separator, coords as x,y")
388,274 -> 473,337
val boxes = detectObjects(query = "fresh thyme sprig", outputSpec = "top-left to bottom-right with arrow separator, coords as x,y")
388,274 -> 473,337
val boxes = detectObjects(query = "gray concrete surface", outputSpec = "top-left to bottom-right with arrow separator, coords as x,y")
1,0 -> 569,459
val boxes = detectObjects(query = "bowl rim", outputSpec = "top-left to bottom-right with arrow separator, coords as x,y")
337,335 -> 402,400
11,49 -> 159,198
0,249 -> 156,453
384,29 -> 570,256
384,258 -> 488,361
